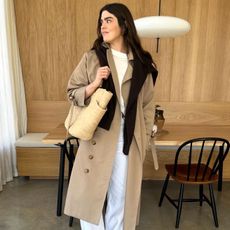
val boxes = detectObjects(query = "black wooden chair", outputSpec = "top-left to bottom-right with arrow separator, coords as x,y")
56,136 -> 79,216
158,137 -> 230,228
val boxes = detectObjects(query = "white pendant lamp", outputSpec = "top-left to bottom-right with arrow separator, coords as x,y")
134,16 -> 191,38
134,0 -> 191,52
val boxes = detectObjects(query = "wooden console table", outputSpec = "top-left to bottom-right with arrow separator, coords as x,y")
43,123 -> 230,146
43,123 -> 230,216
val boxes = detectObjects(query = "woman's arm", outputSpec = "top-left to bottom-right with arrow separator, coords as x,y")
67,52 -> 89,106
67,52 -> 110,106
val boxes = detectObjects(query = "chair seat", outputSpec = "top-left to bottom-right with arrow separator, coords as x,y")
166,163 -> 218,184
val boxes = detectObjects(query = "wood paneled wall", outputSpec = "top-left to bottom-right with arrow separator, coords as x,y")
155,0 -> 230,102
13,0 -> 157,101
14,0 -> 230,104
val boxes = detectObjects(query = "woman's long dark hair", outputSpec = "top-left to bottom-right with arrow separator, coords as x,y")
92,3 -> 156,67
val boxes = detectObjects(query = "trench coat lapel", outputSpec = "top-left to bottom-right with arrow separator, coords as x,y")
122,51 -> 134,84
106,49 -> 121,105
106,48 -> 134,107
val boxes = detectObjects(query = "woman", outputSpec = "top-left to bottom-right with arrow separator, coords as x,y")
64,3 -> 158,230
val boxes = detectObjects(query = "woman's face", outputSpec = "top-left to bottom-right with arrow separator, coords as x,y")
100,10 -> 124,50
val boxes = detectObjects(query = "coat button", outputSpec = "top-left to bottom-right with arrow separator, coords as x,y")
84,169 -> 89,173
91,140 -> 96,145
89,155 -> 94,160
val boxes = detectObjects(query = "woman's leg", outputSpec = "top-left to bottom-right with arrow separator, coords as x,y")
80,215 -> 105,230
104,121 -> 128,230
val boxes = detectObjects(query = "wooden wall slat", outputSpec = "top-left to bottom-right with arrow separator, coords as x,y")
158,102 -> 230,125
27,100 -> 69,132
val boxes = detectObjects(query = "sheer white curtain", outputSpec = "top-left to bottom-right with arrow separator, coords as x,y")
0,0 -> 27,191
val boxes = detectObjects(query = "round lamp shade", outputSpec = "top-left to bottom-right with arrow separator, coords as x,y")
134,16 -> 191,38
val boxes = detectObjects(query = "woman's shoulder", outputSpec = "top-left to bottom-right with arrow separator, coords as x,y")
78,49 -> 99,69
83,49 -> 97,59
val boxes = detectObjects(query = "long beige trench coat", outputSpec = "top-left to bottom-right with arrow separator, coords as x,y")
64,47 -> 156,230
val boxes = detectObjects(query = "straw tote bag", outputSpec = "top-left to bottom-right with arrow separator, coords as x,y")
65,88 -> 113,140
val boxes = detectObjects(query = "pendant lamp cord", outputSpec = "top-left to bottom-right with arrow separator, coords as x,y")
156,0 -> 161,52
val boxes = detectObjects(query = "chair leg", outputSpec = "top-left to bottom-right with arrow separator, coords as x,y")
199,184 -> 203,206
218,154 -> 223,192
68,144 -> 74,182
69,216 -> 74,227
209,184 -> 219,227
159,174 -> 170,207
175,184 -> 184,228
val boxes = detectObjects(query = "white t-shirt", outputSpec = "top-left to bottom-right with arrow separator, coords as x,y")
111,48 -> 128,114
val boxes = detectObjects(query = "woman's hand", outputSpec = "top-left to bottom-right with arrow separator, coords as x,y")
85,66 -> 110,99
94,66 -> 110,88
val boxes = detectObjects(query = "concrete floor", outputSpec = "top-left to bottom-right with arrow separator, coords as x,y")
0,177 -> 230,230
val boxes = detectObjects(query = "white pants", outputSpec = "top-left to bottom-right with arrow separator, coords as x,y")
80,120 -> 128,230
